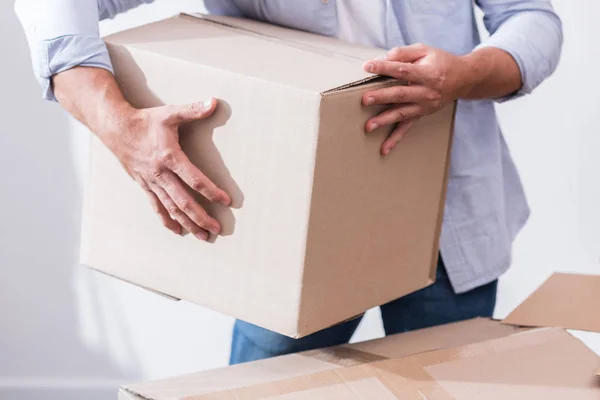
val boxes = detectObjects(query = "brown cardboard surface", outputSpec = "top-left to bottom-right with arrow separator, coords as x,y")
345,317 -> 520,359
210,329 -> 599,399
82,14 -> 455,337
188,13 -> 386,61
120,318 -> 519,400
503,272 -> 600,332
122,327 -> 600,399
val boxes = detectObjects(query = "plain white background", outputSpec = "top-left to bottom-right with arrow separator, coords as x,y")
1,1 -> 598,399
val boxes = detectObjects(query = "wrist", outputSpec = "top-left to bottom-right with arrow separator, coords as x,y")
455,51 -> 490,99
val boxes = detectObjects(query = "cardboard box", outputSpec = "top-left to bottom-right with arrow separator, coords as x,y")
118,323 -> 598,399
118,273 -> 600,400
118,318 -> 520,400
81,13 -> 455,338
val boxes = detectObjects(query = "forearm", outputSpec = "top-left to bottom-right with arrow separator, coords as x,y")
474,1 -> 563,101
54,67 -> 134,145
459,47 -> 522,100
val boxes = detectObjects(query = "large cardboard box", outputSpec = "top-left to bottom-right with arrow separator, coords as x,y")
118,321 -> 598,399
118,273 -> 600,400
118,318 -> 521,400
81,14 -> 455,337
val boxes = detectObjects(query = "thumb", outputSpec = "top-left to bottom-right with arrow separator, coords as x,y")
166,97 -> 217,125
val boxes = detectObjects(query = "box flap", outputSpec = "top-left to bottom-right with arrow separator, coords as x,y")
104,14 -> 386,94
503,272 -> 600,332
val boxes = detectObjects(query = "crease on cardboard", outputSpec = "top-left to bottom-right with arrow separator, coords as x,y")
428,102 -> 457,283
322,77 -> 401,97
289,95 -> 323,339
321,76 -> 390,94
181,13 -> 374,63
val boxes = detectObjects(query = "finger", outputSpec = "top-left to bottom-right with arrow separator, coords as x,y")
157,171 -> 222,235
170,151 -> 232,206
152,185 -> 210,241
164,97 -> 217,125
386,43 -> 428,63
381,118 -> 418,156
365,104 -> 423,132
363,61 -> 428,83
362,85 -> 438,106
145,189 -> 181,235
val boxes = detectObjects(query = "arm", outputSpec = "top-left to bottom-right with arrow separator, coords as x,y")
475,0 -> 563,101
15,0 -> 231,239
361,0 -> 563,155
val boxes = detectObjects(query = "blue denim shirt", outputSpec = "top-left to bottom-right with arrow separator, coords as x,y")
15,0 -> 563,293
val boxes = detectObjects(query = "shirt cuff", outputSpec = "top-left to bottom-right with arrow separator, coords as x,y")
39,34 -> 114,101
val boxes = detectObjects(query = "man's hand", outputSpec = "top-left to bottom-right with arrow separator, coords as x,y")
105,98 -> 232,240
54,67 -> 231,241
362,43 -> 521,155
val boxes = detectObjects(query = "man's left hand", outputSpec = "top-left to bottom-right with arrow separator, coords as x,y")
362,43 -> 470,155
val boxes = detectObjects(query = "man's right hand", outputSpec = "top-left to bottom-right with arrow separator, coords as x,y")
54,67 -> 231,241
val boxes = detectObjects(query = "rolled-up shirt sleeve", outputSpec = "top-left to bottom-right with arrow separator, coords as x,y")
14,0 -> 152,101
475,0 -> 563,102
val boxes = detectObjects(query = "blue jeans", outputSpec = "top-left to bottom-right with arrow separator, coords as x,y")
229,257 -> 497,364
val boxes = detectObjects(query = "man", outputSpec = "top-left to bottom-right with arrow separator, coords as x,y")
16,0 -> 562,364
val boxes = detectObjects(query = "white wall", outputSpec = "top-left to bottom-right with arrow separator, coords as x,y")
0,1 -> 598,399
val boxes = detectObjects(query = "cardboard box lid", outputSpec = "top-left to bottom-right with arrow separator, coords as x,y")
118,318 -> 519,400
503,272 -> 600,332
104,13 -> 387,95
121,327 -> 600,399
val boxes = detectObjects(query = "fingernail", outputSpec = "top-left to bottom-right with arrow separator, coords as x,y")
383,147 -> 390,156
195,231 -> 208,241
370,122 -> 378,132
366,63 -> 374,73
203,97 -> 214,109
366,97 -> 375,106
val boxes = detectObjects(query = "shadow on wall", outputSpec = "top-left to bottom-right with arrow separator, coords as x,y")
0,4 -> 141,399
